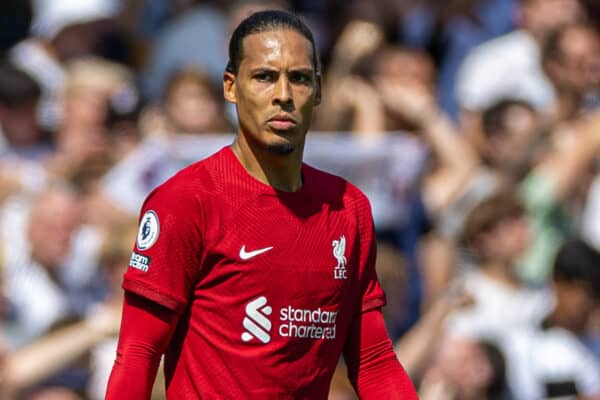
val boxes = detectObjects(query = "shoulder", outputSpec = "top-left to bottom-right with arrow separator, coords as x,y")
304,163 -> 372,217
469,30 -> 533,60
142,148 -> 227,209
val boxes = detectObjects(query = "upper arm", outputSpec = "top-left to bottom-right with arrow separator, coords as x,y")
355,193 -> 386,313
123,181 -> 204,312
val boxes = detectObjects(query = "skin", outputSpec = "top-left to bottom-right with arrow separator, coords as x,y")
224,28 -> 321,192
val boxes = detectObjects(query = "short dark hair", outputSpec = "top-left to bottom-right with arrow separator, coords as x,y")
542,23 -> 596,66
0,61 -> 41,107
462,190 -> 525,247
226,10 -> 318,75
482,99 -> 535,138
553,238 -> 600,298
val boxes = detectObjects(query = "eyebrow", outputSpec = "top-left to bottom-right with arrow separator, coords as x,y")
248,66 -> 315,74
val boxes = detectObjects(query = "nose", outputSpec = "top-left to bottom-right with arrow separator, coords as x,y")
273,76 -> 292,107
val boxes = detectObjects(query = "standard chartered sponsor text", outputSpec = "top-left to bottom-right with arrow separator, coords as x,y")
279,305 -> 337,339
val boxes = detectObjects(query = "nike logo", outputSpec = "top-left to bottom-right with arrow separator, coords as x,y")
240,245 -> 273,260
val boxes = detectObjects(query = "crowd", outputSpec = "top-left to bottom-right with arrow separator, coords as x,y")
1,0 -> 600,399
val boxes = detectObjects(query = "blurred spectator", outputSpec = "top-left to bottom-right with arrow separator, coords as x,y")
502,238 -> 600,399
401,0 -> 517,119
439,99 -> 600,285
446,190 -> 553,340
141,2 -> 228,101
541,22 -> 600,121
315,19 -> 384,133
142,67 -> 232,137
437,98 -> 543,238
478,99 -> 545,183
0,61 -> 50,160
30,0 -> 121,41
419,335 -> 507,400
0,220 -> 135,400
47,57 -> 135,182
0,0 -> 33,54
86,219 -> 137,400
2,184 -> 104,346
143,0 -> 288,101
1,2 -> 600,398
10,0 -> 127,131
456,0 -> 584,135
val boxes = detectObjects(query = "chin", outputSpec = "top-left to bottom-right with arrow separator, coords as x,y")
266,141 -> 295,155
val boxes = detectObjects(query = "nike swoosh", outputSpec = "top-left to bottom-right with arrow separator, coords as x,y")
240,245 -> 274,260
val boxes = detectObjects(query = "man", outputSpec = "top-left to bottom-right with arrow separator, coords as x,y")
503,238 -> 600,399
105,10 -> 417,399
446,190 -> 552,340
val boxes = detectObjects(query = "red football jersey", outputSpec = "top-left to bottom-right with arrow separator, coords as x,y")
123,146 -> 386,399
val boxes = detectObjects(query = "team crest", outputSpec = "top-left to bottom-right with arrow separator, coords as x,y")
332,235 -> 347,280
136,210 -> 160,250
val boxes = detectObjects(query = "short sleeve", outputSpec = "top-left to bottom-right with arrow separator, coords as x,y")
122,181 -> 203,313
356,193 -> 386,313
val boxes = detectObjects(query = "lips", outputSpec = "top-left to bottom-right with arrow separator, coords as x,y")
268,115 -> 297,130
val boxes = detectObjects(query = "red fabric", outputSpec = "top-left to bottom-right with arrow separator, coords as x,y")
344,309 -> 419,399
119,146 -> 388,399
105,293 -> 179,400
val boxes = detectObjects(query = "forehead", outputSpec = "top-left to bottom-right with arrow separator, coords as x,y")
239,29 -> 314,70
561,27 -> 600,54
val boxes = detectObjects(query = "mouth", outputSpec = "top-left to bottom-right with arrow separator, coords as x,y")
267,115 -> 298,130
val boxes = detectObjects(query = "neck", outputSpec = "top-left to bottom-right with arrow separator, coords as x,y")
480,260 -> 521,288
231,132 -> 304,192
553,88 -> 581,122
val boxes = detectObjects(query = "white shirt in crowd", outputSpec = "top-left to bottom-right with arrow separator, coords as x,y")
456,30 -> 555,112
504,326 -> 600,400
446,270 -> 553,341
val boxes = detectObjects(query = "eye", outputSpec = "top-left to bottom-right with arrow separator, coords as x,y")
254,71 -> 275,82
290,72 -> 312,84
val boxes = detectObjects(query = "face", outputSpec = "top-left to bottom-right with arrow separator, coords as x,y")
522,0 -> 582,35
479,216 -> 531,263
555,27 -> 600,92
167,78 -> 221,133
28,189 -> 81,272
487,105 -> 541,174
0,102 -> 41,147
434,336 -> 494,398
224,29 -> 321,155
553,280 -> 597,332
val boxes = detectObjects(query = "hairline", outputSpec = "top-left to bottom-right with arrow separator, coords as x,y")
230,25 -> 319,76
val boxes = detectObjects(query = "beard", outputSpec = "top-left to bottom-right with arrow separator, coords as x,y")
266,141 -> 295,155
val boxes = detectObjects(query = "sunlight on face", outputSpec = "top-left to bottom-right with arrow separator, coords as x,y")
225,29 -> 320,156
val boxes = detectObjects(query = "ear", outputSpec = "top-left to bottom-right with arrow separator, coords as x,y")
223,71 -> 237,104
314,72 -> 322,106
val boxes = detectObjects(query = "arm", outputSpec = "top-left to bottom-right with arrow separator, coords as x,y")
530,112 -> 600,201
315,21 -> 384,131
3,304 -> 120,394
394,287 -> 472,379
375,79 -> 479,217
344,308 -> 418,400
105,292 -> 180,400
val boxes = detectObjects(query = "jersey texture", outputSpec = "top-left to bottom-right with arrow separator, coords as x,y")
122,146 -> 386,399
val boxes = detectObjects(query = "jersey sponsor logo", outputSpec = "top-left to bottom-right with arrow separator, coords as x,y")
129,252 -> 151,272
332,235 -> 347,279
239,245 -> 274,260
136,210 -> 159,250
241,296 -> 338,344
279,305 -> 337,340
241,296 -> 273,343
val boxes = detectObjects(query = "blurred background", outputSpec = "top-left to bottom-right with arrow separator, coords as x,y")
1,0 -> 600,399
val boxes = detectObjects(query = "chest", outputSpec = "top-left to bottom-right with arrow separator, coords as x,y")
198,196 -> 361,306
